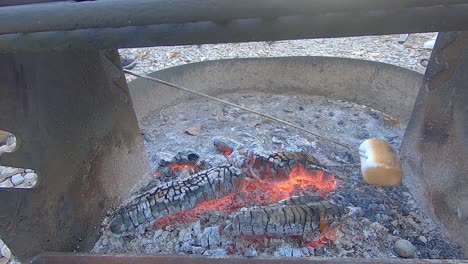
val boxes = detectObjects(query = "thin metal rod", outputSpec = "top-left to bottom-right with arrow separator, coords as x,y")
0,0 -> 465,35
124,69 -> 352,150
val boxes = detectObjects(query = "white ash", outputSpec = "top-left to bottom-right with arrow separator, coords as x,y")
94,92 -> 462,259
119,33 -> 435,81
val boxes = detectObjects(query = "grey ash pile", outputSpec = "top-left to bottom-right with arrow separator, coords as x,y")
93,92 -> 462,259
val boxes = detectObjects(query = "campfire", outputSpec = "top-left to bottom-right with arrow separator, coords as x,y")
110,150 -> 345,248
94,91 -> 462,259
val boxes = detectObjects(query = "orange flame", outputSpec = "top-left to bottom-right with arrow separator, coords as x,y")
275,165 -> 336,194
170,163 -> 197,171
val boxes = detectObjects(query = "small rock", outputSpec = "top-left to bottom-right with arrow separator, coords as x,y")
165,52 -> 179,59
10,174 -> 24,186
418,236 -> 427,244
0,180 -> 13,188
101,237 -> 108,246
0,167 -> 22,182
395,239 -> 416,258
0,257 -> 9,264
1,245 -> 11,259
244,247 -> 258,257
369,111 -> 380,119
328,112 -> 335,117
185,124 -> 202,136
25,169 -> 34,173
23,172 -> 37,180
299,106 -> 304,111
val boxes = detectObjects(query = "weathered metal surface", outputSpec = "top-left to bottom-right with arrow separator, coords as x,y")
0,0 -> 465,35
0,50 -> 150,262
30,253 -> 468,264
127,57 -> 423,126
0,0 -> 65,7
2,4 -> 468,52
400,32 -> 468,256
109,165 -> 242,234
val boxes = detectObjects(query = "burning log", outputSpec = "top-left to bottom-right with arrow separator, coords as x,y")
224,198 -> 348,240
248,151 -> 323,181
109,164 -> 243,234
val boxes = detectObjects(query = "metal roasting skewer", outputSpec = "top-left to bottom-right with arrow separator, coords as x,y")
124,69 -> 353,150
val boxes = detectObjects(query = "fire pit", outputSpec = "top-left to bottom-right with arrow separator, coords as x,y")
92,57 -> 462,259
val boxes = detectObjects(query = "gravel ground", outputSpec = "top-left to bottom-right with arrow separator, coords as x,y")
120,33 -> 436,81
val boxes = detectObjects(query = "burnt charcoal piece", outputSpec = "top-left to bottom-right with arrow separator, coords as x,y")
225,199 -> 347,239
213,137 -> 240,156
249,151 -> 324,180
172,150 -> 200,164
109,164 -> 243,234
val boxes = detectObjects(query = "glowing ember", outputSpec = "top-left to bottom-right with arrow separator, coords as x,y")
221,148 -> 233,157
275,164 -> 336,194
170,163 -> 197,172
156,163 -> 198,177
241,164 -> 337,205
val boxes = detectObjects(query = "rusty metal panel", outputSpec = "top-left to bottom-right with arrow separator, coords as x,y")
30,253 -> 468,264
0,50 -> 150,262
400,32 -> 468,256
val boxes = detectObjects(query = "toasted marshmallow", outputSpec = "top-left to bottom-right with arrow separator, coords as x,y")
359,138 -> 402,186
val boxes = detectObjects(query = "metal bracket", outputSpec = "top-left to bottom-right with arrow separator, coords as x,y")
0,50 -> 150,262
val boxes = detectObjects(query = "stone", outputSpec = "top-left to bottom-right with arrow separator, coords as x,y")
395,239 -> 416,258
0,180 -> 13,188
418,236 -> 427,244
22,173 -> 38,187
0,257 -> 9,264
185,123 -> 201,136
0,245 -> 11,259
25,169 -> 34,173
244,247 -> 258,257
0,167 -> 22,182
10,174 -> 24,186
359,138 -> 402,186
